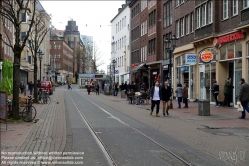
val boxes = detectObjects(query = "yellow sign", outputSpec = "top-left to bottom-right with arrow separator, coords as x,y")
200,50 -> 213,64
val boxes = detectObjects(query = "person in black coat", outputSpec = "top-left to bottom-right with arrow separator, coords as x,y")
150,80 -> 162,117
95,84 -> 100,95
124,81 -> 128,94
160,81 -> 172,116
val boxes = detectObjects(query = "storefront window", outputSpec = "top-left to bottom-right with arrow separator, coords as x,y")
235,43 -> 242,58
235,59 -> 242,103
176,56 -> 181,66
220,42 -> 242,60
220,46 -> 226,60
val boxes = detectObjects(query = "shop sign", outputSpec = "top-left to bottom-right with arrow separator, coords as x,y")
152,72 -> 157,75
200,50 -> 213,64
163,65 -> 168,70
131,63 -> 138,69
217,32 -> 245,45
227,51 -> 235,59
181,66 -> 189,72
185,54 -> 196,65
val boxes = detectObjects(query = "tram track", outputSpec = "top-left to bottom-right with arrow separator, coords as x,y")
68,91 -> 193,166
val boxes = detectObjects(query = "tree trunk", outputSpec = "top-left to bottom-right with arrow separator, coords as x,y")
12,51 -> 21,120
33,56 -> 38,102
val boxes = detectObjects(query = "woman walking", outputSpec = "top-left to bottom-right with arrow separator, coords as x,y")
150,80 -> 162,117
175,83 -> 183,108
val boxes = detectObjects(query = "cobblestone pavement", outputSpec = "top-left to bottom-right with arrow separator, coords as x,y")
0,90 -> 66,166
86,90 -> 249,166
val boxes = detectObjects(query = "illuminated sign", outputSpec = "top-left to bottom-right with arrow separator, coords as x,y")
185,54 -> 196,65
200,50 -> 213,64
217,32 -> 245,45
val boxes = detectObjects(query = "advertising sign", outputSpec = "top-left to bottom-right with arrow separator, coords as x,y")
200,50 -> 213,64
185,54 -> 197,65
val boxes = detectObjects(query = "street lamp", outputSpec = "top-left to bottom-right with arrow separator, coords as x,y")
37,49 -> 44,81
164,34 -> 177,109
112,59 -> 116,84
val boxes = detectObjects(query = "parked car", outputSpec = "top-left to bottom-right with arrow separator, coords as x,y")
38,81 -> 53,95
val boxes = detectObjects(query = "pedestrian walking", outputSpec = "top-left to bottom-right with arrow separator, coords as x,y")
150,80 -> 162,117
128,89 -> 135,104
161,81 -> 171,116
222,77 -> 233,107
68,83 -> 72,90
175,83 -> 183,108
87,83 -> 91,95
211,80 -> 220,106
20,81 -> 25,94
238,78 -> 249,119
28,81 -> 34,95
124,81 -> 128,94
183,83 -> 188,108
95,84 -> 100,95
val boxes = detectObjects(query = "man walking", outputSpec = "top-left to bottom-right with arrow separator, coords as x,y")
238,78 -> 249,119
161,81 -> 171,116
28,81 -> 34,95
223,77 -> 233,107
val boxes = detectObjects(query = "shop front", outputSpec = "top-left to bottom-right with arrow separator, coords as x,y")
147,61 -> 161,88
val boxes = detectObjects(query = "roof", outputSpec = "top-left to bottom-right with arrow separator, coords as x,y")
36,0 -> 46,12
110,3 -> 129,23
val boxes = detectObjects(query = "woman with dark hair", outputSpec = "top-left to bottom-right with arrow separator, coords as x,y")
150,80 -> 162,117
175,83 -> 183,108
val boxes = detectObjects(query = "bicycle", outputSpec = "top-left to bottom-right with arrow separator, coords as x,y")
38,89 -> 51,104
21,95 -> 36,122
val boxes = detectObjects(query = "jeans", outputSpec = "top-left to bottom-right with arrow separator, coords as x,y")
30,89 -> 33,95
241,100 -> 249,118
151,100 -> 160,114
177,97 -> 182,108
214,93 -> 219,105
136,97 -> 141,104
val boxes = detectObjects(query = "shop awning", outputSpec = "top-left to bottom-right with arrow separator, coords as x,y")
146,60 -> 162,65
129,63 -> 145,74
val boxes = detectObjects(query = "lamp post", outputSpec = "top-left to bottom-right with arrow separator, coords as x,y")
164,34 -> 177,109
112,59 -> 116,84
37,50 -> 44,81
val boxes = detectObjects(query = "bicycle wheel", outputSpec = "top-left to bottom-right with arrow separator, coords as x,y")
22,106 -> 36,122
47,96 -> 51,104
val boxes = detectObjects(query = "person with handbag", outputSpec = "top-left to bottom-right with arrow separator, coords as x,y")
238,78 -> 249,119
150,80 -> 162,117
160,81 -> 171,116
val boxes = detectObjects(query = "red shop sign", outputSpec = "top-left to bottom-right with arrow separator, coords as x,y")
217,32 -> 245,45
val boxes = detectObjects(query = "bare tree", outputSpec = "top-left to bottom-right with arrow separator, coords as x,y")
29,11 -> 50,102
0,0 -> 36,119
92,43 -> 104,71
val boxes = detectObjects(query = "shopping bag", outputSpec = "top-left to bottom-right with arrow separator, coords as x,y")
237,101 -> 243,112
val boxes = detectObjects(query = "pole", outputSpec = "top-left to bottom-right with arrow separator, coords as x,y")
40,59 -> 42,81
169,49 -> 173,109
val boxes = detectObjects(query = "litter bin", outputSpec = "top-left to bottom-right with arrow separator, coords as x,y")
198,99 -> 210,116
121,90 -> 126,98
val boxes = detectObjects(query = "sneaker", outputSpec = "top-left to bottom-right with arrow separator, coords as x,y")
156,114 -> 160,117
166,111 -> 169,115
150,111 -> 153,115
163,113 -> 165,116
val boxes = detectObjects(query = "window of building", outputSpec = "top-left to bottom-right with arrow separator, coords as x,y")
149,9 -> 156,28
131,26 -> 140,41
223,0 -> 228,19
141,0 -> 147,11
196,7 -> 201,28
185,15 -> 190,35
180,17 -> 184,37
148,38 -> 156,55
243,0 -> 249,9
176,20 -> 179,38
20,32 -> 26,42
57,44 -> 61,49
191,12 -> 194,32
233,0 -> 238,15
207,1 -> 213,23
176,0 -> 180,7
220,43 -> 242,60
57,54 -> 61,58
124,16 -> 126,26
163,0 -> 172,28
202,4 -> 206,26
124,36 -> 126,46
21,12 -> 29,23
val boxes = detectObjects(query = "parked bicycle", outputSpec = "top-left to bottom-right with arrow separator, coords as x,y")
21,95 -> 36,122
38,88 -> 51,104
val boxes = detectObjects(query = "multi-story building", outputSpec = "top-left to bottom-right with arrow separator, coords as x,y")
50,37 -> 73,83
111,1 -> 131,84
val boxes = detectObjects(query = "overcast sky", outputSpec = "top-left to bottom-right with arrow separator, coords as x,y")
40,0 -> 125,72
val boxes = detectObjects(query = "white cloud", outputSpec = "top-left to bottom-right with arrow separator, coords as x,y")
40,0 -> 125,72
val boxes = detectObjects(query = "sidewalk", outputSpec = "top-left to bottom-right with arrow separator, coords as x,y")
0,91 -> 66,166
